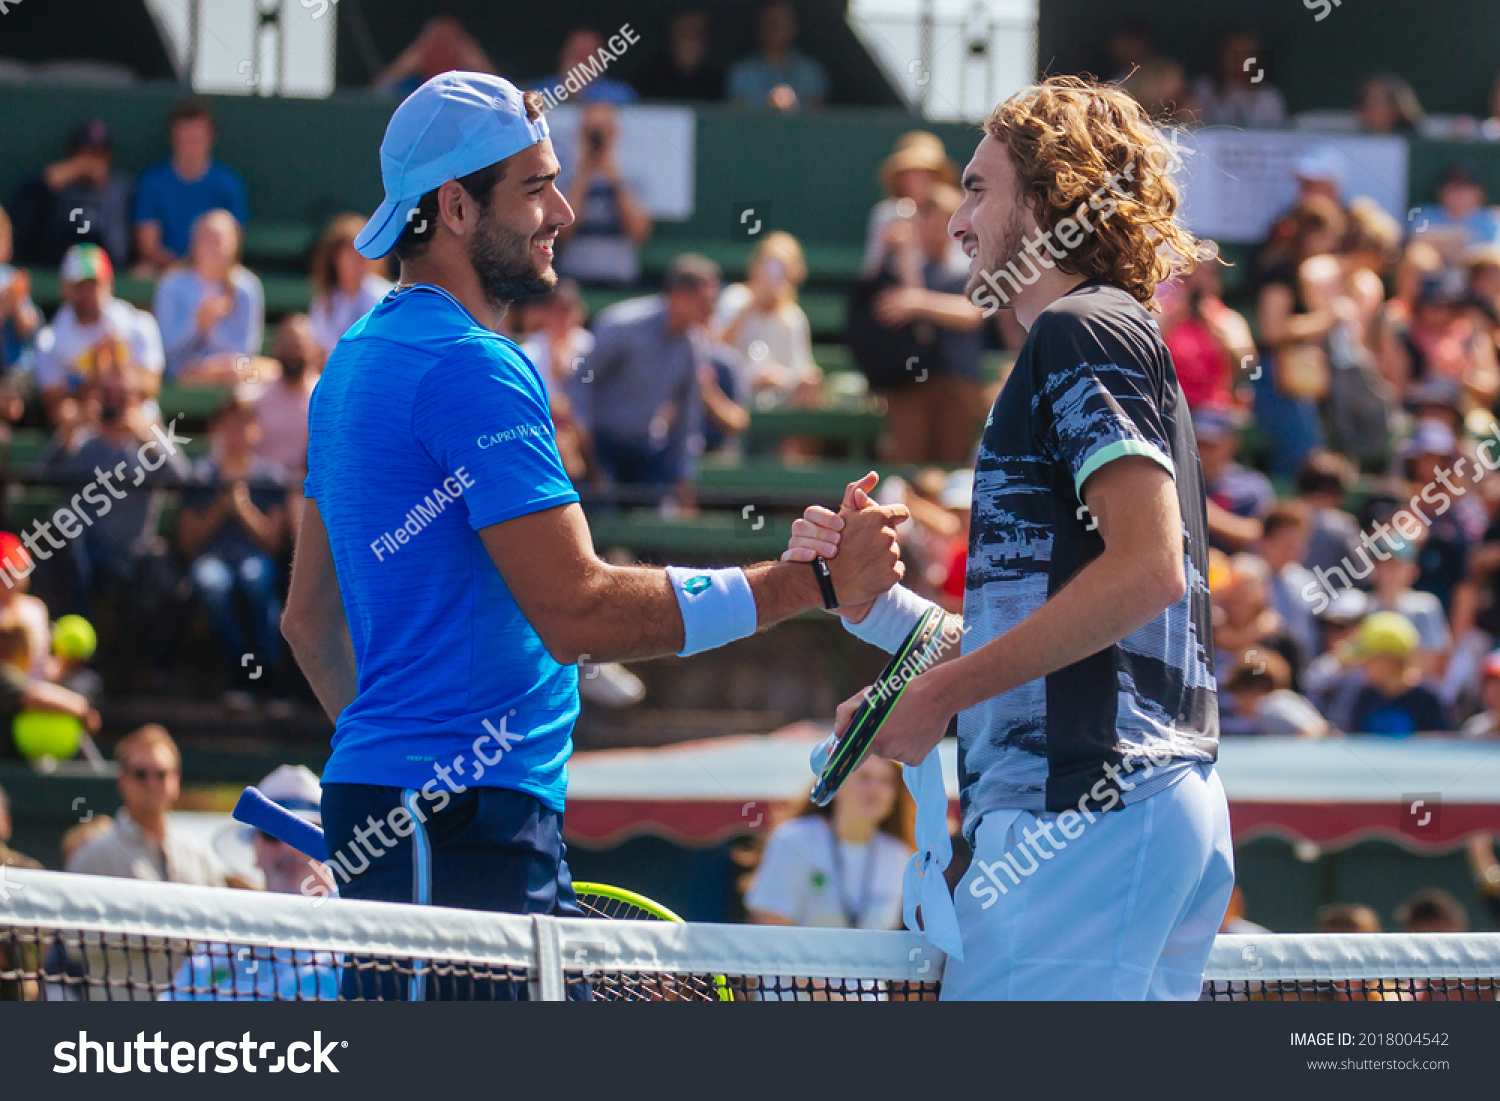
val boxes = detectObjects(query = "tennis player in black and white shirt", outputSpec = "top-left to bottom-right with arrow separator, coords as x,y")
787,77 -> 1233,1000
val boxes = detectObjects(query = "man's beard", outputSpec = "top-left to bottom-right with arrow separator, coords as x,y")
963,206 -> 1031,304
469,209 -> 555,309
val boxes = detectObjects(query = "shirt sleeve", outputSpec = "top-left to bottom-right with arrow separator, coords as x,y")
411,340 -> 579,530
1031,311 -> 1175,501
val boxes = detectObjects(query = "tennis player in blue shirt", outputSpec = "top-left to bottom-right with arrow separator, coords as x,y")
281,72 -> 907,997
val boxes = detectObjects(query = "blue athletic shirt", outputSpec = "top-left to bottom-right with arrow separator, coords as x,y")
305,284 -> 580,810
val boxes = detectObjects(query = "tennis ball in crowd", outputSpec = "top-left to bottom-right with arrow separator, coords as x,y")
52,615 -> 97,660
13,709 -> 83,762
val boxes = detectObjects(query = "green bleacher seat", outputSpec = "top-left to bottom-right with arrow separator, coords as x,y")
241,222 -> 318,268
588,509 -> 790,559
747,405 -> 883,458
157,385 -> 236,425
638,239 -> 866,284
4,426 -> 211,471
695,456 -> 888,499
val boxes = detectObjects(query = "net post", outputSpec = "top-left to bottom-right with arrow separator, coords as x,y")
531,915 -> 565,1002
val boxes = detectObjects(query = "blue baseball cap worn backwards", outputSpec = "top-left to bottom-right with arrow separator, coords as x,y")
355,71 -> 551,259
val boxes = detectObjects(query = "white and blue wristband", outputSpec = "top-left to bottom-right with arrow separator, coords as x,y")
843,584 -> 940,654
666,565 -> 759,657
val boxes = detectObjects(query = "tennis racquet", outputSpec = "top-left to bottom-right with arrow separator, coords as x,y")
812,604 -> 949,807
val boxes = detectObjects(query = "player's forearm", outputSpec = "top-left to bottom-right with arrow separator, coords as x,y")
557,559 -> 821,665
924,550 -> 1183,718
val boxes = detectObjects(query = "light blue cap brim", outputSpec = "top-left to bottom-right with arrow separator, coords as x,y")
355,194 -> 422,260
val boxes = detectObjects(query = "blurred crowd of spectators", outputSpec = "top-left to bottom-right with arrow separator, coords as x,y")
377,5 -> 830,114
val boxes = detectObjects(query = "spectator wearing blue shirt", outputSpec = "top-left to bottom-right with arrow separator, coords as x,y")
1195,405 -> 1276,552
133,100 -> 249,275
152,209 -> 264,384
531,27 -> 638,105
280,76 -> 906,992
727,2 -> 828,112
1409,162 -> 1500,253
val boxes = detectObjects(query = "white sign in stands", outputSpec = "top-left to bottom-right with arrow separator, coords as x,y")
547,105 -> 697,221
1171,129 -> 1410,244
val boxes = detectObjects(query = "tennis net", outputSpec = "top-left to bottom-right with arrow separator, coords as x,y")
3,870 -> 1499,1001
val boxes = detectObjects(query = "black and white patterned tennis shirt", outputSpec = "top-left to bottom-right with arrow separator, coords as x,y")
958,280 -> 1218,841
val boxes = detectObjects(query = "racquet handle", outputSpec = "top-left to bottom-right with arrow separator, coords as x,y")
233,786 -> 328,862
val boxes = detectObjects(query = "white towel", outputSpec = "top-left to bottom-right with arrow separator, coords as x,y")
809,734 -> 963,960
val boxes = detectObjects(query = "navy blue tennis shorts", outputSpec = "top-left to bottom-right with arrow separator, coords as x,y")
321,783 -> 584,1000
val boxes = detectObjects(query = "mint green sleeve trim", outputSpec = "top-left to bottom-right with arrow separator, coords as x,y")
1073,439 -> 1175,500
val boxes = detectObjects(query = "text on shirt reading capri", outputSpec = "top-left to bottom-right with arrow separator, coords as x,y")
477,423 -> 553,449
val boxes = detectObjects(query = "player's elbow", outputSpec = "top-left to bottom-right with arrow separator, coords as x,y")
527,597 -> 601,667
536,623 -> 589,668
1150,554 -> 1188,610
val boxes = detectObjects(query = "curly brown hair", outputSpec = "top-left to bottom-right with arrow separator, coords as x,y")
983,75 -> 1212,305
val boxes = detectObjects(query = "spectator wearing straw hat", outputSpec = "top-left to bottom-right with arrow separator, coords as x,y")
1344,612 -> 1452,735
66,725 -> 224,886
165,765 -> 339,1001
862,130 -> 964,278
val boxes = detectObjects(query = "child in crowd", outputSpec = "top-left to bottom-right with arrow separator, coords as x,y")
1345,611 -> 1452,735
1367,538 -> 1450,675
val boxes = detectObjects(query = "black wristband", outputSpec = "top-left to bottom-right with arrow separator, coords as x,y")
811,556 -> 840,611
